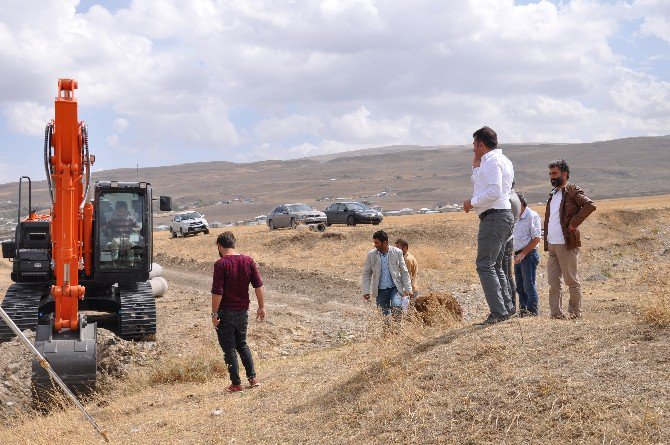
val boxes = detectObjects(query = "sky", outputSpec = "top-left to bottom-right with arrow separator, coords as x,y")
0,0 -> 669,184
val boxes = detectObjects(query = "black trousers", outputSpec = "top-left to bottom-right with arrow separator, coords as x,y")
216,311 -> 256,385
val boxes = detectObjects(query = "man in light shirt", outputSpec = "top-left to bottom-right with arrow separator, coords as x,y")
513,192 -> 542,317
362,230 -> 413,322
544,159 -> 596,319
463,126 -> 515,325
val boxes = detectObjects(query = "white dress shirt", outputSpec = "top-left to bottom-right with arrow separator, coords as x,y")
547,189 -> 566,244
513,207 -> 542,251
470,149 -> 515,216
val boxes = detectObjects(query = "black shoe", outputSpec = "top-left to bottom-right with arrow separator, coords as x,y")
508,308 -> 517,317
518,308 -> 529,318
478,314 -> 510,325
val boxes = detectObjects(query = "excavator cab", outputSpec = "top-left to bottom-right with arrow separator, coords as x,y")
94,181 -> 153,284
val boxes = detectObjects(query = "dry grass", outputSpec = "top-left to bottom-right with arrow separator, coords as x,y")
148,356 -> 228,385
1,195 -> 670,444
641,295 -> 670,328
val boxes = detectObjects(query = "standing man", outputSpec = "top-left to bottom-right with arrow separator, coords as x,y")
395,238 -> 419,311
504,181 -> 523,312
463,126 -> 515,324
362,230 -> 412,321
211,232 -> 266,392
513,192 -> 542,316
544,160 -> 596,319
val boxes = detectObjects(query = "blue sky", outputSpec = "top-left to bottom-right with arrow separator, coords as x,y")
0,0 -> 669,184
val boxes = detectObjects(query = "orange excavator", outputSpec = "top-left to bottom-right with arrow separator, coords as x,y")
0,79 -> 171,403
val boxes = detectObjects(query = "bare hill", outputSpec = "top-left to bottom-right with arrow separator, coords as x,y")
0,135 -> 668,227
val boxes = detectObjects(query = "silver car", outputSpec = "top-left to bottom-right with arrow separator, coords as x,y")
266,203 -> 327,230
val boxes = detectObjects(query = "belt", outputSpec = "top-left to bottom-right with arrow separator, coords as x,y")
479,208 -> 512,221
515,248 -> 536,256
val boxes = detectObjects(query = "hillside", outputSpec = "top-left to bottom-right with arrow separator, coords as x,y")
0,194 -> 668,444
0,135 -> 668,228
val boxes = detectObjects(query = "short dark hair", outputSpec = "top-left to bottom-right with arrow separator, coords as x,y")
548,159 -> 570,179
216,231 -> 236,248
516,191 -> 527,207
473,126 -> 498,149
395,238 -> 408,249
373,230 -> 388,244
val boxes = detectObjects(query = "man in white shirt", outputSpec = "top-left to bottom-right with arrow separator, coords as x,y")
513,192 -> 542,316
463,126 -> 515,325
544,160 -> 596,319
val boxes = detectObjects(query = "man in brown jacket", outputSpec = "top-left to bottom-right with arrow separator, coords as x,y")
544,159 -> 596,319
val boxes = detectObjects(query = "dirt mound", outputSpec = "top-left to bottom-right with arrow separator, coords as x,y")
0,328 -> 158,422
414,291 -> 463,325
321,231 -> 347,240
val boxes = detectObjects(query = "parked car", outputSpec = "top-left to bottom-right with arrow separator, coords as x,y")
169,211 -> 209,237
266,203 -> 327,230
323,201 -> 383,226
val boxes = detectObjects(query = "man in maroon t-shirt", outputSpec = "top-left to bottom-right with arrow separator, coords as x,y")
211,231 -> 266,392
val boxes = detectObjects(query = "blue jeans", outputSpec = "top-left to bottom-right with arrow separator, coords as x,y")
376,286 -> 402,316
514,249 -> 540,315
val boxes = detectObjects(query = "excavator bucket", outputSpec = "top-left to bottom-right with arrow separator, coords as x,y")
31,318 -> 97,406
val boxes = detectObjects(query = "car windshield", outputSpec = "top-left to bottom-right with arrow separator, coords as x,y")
181,212 -> 202,220
288,204 -> 314,212
348,203 -> 368,210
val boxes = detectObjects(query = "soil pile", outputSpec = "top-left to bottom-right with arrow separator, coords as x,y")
0,328 -> 158,422
414,291 -> 463,325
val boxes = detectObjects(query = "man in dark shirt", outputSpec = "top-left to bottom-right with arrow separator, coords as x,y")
211,231 -> 266,392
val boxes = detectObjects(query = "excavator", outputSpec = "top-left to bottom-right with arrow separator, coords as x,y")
0,78 -> 171,403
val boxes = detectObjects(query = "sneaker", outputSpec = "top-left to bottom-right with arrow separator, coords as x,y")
551,314 -> 567,320
227,384 -> 244,393
518,308 -> 529,318
248,377 -> 261,388
568,313 -> 581,320
477,313 -> 510,325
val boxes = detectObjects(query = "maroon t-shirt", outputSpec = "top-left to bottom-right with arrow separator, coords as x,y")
211,254 -> 263,311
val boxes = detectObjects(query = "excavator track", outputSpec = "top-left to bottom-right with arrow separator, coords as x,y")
118,282 -> 156,340
0,283 -> 44,342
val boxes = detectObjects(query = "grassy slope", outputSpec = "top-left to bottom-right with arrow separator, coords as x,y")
0,196 -> 669,444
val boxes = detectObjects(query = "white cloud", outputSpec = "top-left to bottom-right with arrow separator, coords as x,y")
112,118 -> 128,132
0,0 -> 668,181
3,101 -> 50,136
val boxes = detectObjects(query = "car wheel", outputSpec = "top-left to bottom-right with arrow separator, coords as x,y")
372,221 -> 380,225
325,221 -> 332,227
347,215 -> 356,226
268,220 -> 275,230
290,218 -> 298,229
204,229 -> 209,235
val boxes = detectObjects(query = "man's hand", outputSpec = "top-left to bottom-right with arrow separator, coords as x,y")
472,153 -> 481,168
463,199 -> 473,213
514,252 -> 526,264
363,294 -> 370,301
211,313 -> 219,328
256,306 -> 266,322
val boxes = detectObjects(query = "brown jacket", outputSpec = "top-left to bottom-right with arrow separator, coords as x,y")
544,183 -> 596,251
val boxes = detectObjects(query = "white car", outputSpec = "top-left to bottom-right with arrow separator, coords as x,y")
169,211 -> 209,237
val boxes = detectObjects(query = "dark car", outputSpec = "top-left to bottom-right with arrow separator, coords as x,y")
323,202 -> 383,226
